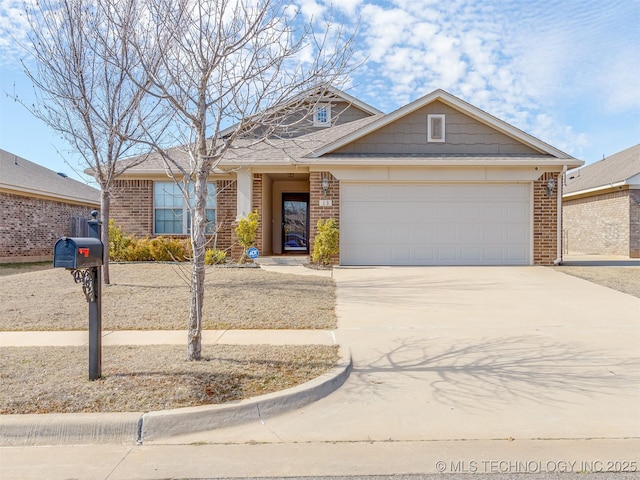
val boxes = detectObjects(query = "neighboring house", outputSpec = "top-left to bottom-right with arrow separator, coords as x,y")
0,149 -> 100,263
563,144 -> 640,258
111,88 -> 583,266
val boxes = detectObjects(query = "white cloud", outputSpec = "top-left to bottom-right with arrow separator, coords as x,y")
0,0 -> 31,67
530,113 -> 589,157
295,0 -> 326,22
330,0 -> 361,18
597,52 -> 640,113
340,0 -> 640,159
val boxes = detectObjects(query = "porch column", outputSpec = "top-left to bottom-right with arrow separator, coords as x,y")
236,168 -> 253,220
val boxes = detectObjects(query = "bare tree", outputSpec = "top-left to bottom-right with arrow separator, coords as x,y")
16,0 -> 162,284
130,0 -> 356,360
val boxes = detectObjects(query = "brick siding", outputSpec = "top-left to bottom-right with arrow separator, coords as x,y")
110,178 -> 240,256
630,190 -> 640,258
108,171 -> 567,265
215,179 -> 237,255
110,180 -> 153,237
0,192 -> 97,262
309,172 -> 340,263
533,172 -> 560,265
563,189 -> 634,256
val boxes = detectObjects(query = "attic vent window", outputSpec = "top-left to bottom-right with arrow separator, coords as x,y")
314,104 -> 331,127
428,114 -> 445,143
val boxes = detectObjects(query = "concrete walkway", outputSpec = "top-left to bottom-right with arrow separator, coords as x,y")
0,329 -> 336,347
2,262 -> 640,479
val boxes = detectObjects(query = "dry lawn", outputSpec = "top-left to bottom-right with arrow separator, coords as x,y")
0,344 -> 338,414
0,263 -> 336,331
553,266 -> 640,298
0,263 -> 338,414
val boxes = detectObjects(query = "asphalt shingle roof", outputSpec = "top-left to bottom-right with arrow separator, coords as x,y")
121,114 -> 384,173
564,144 -> 640,195
0,149 -> 100,205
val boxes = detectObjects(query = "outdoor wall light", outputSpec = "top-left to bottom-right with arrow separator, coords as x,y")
322,176 -> 330,196
546,178 -> 556,197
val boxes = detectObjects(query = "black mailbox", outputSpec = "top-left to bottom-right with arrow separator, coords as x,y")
53,237 -> 103,269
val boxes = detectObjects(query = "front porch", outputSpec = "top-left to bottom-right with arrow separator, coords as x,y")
230,170 -> 339,259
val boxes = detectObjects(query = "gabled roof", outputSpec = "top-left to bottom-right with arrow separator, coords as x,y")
218,86 -> 382,138
0,149 -> 100,205
564,144 -> 640,196
120,114 -> 384,173
309,89 -> 575,160
115,87 -> 583,175
221,115 -> 383,165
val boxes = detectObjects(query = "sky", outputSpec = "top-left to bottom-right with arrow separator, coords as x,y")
1,0 -> 639,185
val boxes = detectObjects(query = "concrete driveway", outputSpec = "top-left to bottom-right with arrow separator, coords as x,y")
166,266 -> 640,444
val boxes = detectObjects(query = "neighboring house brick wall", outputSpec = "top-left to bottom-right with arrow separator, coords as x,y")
110,180 -> 153,237
533,172 -> 560,265
309,172 -> 340,263
563,190 -> 630,256
0,192 -> 95,262
630,190 -> 640,258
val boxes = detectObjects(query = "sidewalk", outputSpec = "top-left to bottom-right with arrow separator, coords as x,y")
0,329 -> 336,347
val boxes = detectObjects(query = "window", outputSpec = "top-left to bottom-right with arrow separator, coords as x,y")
313,104 -> 331,127
428,114 -> 445,142
153,182 -> 216,235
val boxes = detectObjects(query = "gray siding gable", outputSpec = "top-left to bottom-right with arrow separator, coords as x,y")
332,100 -> 541,156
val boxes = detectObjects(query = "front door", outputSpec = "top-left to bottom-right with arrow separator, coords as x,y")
282,193 -> 309,253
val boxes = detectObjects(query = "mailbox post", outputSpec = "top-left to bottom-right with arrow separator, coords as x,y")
87,212 -> 102,381
53,211 -> 103,380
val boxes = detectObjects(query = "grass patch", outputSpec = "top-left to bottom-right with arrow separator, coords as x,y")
0,263 -> 336,331
0,344 -> 338,414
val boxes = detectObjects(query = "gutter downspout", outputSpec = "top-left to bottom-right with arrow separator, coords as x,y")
554,166 -> 567,265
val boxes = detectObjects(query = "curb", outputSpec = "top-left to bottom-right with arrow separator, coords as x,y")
0,412 -> 141,446
139,347 -> 352,442
0,348 -> 352,446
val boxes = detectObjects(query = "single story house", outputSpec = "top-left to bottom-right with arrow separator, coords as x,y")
111,88 -> 583,266
563,144 -> 640,258
0,149 -> 100,263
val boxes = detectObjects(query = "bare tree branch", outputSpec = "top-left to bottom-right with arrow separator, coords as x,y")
124,0 -> 358,360
14,0 -> 164,284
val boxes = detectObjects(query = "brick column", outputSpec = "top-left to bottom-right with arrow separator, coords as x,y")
533,172 -> 560,265
309,172 -> 340,264
215,180 -> 237,254
227,174 -> 263,261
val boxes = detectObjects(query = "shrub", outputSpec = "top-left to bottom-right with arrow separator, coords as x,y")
235,210 -> 259,263
205,248 -> 227,265
108,219 -> 134,261
109,221 -> 190,262
148,237 -> 189,261
121,238 -> 153,261
312,218 -> 339,266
